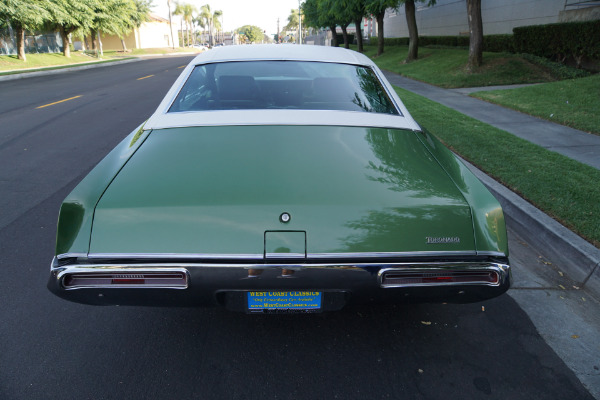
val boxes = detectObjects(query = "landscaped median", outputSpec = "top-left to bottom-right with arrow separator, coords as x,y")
471,74 -> 600,135
361,43 -> 597,135
358,44 -> 580,88
394,86 -> 600,248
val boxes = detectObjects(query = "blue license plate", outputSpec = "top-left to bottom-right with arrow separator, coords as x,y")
247,291 -> 322,313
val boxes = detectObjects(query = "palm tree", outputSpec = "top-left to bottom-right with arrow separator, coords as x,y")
199,5 -> 212,45
199,4 -> 222,46
174,2 -> 196,46
183,4 -> 197,46
173,2 -> 185,46
213,9 -> 222,44
195,14 -> 207,44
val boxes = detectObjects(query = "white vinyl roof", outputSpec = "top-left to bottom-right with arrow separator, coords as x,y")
188,44 -> 376,66
144,44 -> 421,132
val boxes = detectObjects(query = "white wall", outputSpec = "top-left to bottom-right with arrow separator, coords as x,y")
137,21 -> 173,48
383,0 -> 575,38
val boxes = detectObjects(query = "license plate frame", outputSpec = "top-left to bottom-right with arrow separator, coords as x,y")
247,291 -> 322,313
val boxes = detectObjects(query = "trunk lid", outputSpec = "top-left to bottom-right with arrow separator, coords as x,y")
90,126 -> 475,256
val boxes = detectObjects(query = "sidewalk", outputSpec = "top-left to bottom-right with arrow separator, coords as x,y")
382,71 -> 600,170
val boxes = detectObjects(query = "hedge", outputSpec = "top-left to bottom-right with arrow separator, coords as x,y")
513,20 -> 600,67
335,33 -> 355,46
383,21 -> 600,65
384,35 -> 511,52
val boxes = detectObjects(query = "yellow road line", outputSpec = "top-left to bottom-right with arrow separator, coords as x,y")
137,74 -> 154,80
36,95 -> 82,109
177,65 -> 186,69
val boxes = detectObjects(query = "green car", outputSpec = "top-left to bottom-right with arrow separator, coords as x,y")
48,44 -> 510,313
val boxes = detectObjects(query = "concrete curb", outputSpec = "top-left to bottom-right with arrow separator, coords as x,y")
0,58 -> 142,82
462,157 -> 600,301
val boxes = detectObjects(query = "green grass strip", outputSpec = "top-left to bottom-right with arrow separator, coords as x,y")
394,86 -> 600,247
472,74 -> 600,135
356,44 -> 560,88
0,57 -> 136,76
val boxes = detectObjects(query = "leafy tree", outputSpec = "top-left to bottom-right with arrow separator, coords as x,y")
302,0 -> 338,47
365,0 -> 399,56
283,8 -> 306,42
0,0 -> 51,61
302,0 -> 320,30
320,0 -> 351,49
45,0 -> 95,58
466,0 -> 483,70
284,8 -> 300,32
89,0 -> 138,55
118,0 -> 153,51
341,0 -> 367,52
237,25 -> 263,44
324,0 -> 367,50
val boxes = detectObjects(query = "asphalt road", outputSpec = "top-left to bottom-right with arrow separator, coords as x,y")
0,57 -> 594,400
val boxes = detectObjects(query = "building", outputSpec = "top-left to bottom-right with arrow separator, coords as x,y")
381,0 -> 600,38
75,13 -> 177,51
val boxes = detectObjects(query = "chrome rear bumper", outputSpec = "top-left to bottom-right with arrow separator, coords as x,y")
49,255 -> 511,310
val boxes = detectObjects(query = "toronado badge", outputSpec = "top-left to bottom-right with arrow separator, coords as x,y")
426,237 -> 461,244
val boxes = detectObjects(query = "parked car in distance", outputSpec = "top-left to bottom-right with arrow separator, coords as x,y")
48,44 -> 511,313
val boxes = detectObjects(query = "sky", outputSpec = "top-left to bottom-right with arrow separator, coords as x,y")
152,0 -> 301,37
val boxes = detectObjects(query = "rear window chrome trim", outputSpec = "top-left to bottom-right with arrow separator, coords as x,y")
144,110 -> 419,131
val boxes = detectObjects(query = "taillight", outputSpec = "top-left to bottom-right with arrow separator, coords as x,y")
63,272 -> 187,288
381,270 -> 499,287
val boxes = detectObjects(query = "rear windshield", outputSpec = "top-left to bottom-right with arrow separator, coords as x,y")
168,61 -> 400,115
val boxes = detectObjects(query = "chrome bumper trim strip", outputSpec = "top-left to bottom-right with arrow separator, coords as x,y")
80,250 -> 491,261
51,260 -> 510,290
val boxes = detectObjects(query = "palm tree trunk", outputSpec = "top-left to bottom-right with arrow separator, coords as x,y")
180,17 -> 184,46
187,20 -> 190,46
167,0 -> 175,48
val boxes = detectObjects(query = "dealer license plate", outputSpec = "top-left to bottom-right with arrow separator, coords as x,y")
247,291 -> 322,313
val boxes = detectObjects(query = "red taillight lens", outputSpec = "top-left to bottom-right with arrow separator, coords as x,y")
382,270 -> 499,287
63,272 -> 187,288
